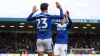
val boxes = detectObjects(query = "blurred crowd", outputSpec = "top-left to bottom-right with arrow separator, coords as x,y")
0,33 -> 15,53
0,32 -> 100,54
0,32 -> 37,53
68,32 -> 100,53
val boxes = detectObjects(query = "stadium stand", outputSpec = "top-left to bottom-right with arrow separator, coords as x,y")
0,32 -> 100,54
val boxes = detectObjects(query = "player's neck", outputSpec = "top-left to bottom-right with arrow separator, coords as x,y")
42,10 -> 48,13
60,23 -> 65,25
42,11 -> 46,13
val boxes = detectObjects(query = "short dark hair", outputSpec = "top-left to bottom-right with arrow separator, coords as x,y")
40,3 -> 49,11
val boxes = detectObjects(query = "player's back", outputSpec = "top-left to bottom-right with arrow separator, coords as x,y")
35,12 -> 52,39
27,8 -> 64,39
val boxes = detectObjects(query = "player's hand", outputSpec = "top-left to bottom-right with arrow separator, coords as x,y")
65,11 -> 69,17
32,5 -> 38,13
56,2 -> 62,9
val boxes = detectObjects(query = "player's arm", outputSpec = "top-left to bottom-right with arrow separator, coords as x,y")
27,12 -> 35,21
50,2 -> 64,19
67,17 -> 72,29
66,11 -> 72,29
27,6 -> 38,21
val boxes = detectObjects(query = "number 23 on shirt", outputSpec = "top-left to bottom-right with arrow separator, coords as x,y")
36,18 -> 48,29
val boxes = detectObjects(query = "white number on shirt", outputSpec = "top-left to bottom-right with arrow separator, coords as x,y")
36,18 -> 48,28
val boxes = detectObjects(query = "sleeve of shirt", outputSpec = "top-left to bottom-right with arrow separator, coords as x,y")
66,17 -> 72,29
27,12 -> 36,21
51,23 -> 57,28
49,9 -> 64,19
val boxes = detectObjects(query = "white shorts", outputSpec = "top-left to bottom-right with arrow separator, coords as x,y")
54,44 -> 67,56
36,38 -> 54,52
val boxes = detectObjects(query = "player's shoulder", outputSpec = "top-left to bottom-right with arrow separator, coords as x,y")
36,13 -> 44,17
45,13 -> 57,17
57,23 -> 61,27
45,13 -> 51,16
64,23 -> 67,27
65,23 -> 68,26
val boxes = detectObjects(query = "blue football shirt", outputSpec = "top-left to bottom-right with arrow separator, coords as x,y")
52,17 -> 72,44
27,9 -> 64,39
